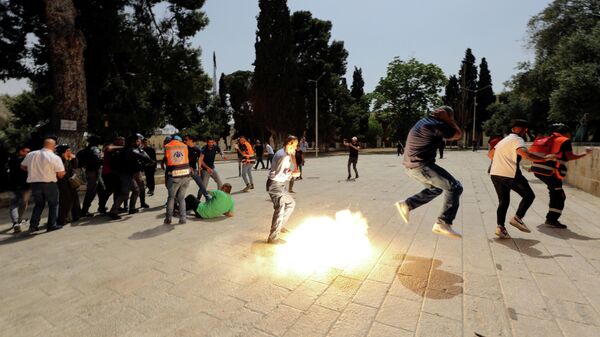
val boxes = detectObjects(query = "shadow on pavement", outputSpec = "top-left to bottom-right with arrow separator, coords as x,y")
129,224 -> 174,240
396,255 -> 463,299
491,238 -> 572,259
536,224 -> 600,241
0,232 -> 38,246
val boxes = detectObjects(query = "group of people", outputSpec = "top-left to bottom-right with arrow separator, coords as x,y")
5,108 -> 591,246
394,106 -> 591,240
6,133 -> 237,233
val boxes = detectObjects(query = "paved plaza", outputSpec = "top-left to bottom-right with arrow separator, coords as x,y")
1,151 -> 600,337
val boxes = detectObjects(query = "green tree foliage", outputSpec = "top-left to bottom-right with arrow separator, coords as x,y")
456,48 -> 478,131
290,10 -> 349,148
483,94 -> 531,137
221,71 -> 254,138
252,0 -> 297,143
373,57 -> 447,142
0,0 -> 212,139
503,0 -> 600,140
366,113 -> 383,146
350,67 -> 365,101
443,75 -> 460,110
476,58 -> 495,129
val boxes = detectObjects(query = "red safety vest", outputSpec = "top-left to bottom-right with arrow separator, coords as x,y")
529,132 -> 569,180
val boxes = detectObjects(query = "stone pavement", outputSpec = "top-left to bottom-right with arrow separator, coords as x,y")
1,152 -> 600,337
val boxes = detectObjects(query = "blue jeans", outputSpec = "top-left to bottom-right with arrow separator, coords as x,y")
166,175 -> 191,220
405,163 -> 463,225
242,163 -> 254,185
9,189 -> 31,224
267,179 -> 295,241
30,182 -> 59,229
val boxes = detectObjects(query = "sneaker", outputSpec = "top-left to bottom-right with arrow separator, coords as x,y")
140,203 -> 150,209
117,207 -> 128,213
267,238 -> 287,245
164,218 -> 172,225
12,223 -> 21,234
242,184 -> 251,192
108,212 -> 122,220
28,225 -> 39,233
289,190 -> 295,193
250,183 -> 254,189
509,216 -> 531,233
98,208 -> 107,214
281,227 -> 290,233
432,222 -> 462,239
178,218 -> 187,225
147,190 -> 154,196
81,211 -> 94,218
347,176 -> 351,180
395,200 -> 410,224
128,209 -> 139,215
495,225 -> 511,239
355,174 -> 359,179
544,220 -> 567,229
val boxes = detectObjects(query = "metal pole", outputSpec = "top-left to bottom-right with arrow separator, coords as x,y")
315,83 -> 319,158
472,94 -> 477,151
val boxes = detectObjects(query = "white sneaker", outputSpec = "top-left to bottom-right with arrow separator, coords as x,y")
432,222 -> 462,239
495,225 -> 511,239
509,216 -> 531,233
395,200 -> 410,224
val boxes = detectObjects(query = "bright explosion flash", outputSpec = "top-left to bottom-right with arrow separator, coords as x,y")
275,210 -> 373,274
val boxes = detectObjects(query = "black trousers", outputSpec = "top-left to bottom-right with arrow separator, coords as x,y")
491,173 -> 535,226
184,194 -> 202,218
57,180 -> 80,225
254,156 -> 265,169
145,167 -> 156,192
98,173 -> 118,212
534,173 -> 565,222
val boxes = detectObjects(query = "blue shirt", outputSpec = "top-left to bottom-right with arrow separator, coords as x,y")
403,117 -> 455,168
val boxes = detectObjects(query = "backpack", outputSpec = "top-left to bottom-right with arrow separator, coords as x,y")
529,133 -> 569,179
528,134 -> 557,158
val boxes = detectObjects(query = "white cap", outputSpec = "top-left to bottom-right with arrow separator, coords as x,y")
352,136 -> 358,142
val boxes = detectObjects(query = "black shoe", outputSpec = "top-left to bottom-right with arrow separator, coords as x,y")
267,238 -> 287,245
147,190 -> 154,196
117,207 -> 127,213
355,175 -> 359,179
545,220 -> 567,228
81,211 -> 94,218
28,226 -> 39,233
140,203 -> 150,209
347,176 -> 351,180
46,225 -> 63,232
108,212 -> 122,220
128,209 -> 139,215
98,208 -> 107,214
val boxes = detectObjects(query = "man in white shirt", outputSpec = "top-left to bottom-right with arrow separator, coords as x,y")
266,135 -> 300,244
20,137 -> 66,232
489,120 -> 555,239
265,142 -> 275,169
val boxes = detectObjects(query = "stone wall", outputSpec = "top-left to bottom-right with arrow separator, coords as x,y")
564,146 -> 600,197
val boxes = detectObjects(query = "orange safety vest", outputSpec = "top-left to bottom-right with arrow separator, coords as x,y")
239,140 -> 256,164
530,132 -> 570,180
165,140 -> 190,177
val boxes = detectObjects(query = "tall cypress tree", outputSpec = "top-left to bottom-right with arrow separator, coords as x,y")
252,0 -> 298,143
476,58 -> 495,128
443,75 -> 461,111
350,66 -> 365,101
457,48 -> 478,137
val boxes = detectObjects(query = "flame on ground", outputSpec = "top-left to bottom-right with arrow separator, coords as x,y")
275,210 -> 373,274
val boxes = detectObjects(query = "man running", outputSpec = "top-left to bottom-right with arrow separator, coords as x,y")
266,135 -> 300,244
395,106 -> 463,238
488,119 -> 555,238
199,136 -> 225,189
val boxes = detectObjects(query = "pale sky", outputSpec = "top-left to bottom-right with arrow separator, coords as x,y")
0,0 -> 552,96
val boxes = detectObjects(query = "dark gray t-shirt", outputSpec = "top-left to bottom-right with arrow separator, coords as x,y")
403,117 -> 455,169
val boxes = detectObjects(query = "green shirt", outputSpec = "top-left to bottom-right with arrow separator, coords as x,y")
197,190 -> 235,219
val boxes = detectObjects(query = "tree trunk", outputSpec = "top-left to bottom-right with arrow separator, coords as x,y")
44,0 -> 88,151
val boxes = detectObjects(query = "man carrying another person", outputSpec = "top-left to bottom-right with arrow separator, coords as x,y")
184,183 -> 235,219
